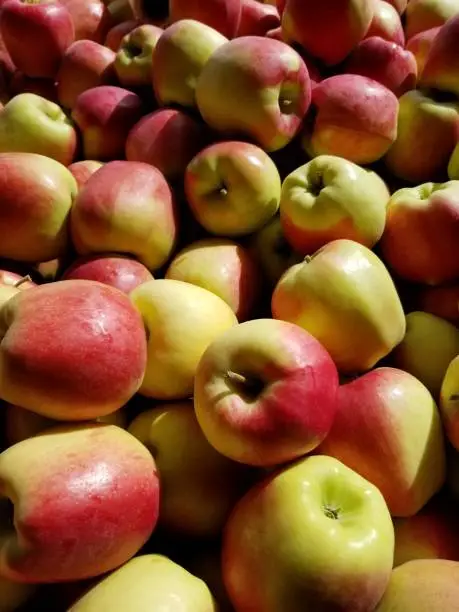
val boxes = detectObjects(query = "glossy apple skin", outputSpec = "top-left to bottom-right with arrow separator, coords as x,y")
366,0 -> 405,45
0,280 -> 147,420
70,160 -> 178,272
0,0 -> 74,78
416,283 -> 459,324
318,367 -> 446,517
304,74 -> 399,165
223,455 -> 394,612
405,0 -> 459,40
0,423 -> 160,583
420,14 -> 459,95
406,26 -> 440,74
196,36 -> 311,152
62,254 -> 153,294
60,0 -> 113,43
168,0 -> 242,38
68,160 -> 104,189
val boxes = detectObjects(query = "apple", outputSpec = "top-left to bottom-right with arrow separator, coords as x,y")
405,0 -> 459,40
62,253 -> 154,293
391,311 -> 459,398
223,454 -> 394,611
165,238 -> 263,321
68,159 -> 104,188
0,93 -> 77,165
0,31 -> 15,93
393,493 -> 459,567
366,0 -> 405,45
104,18 -> 142,50
440,355 -> 459,450
380,181 -> 459,285
0,0 -> 74,78
194,318 -> 339,467
303,74 -> 399,165
0,279 -> 147,420
106,0 -> 135,24
196,36 -> 311,152
68,555 -> 217,611
318,367 -> 446,516
344,37 -> 417,97
447,140 -> 459,178
71,85 -> 144,161
0,152 -> 77,263
419,14 -> 459,96
129,401 -> 250,537
0,423 -> 159,583
384,90 -> 459,183
0,578 -> 35,612
114,23 -> 162,87
130,278 -> 238,400
386,0 -> 407,13
416,283 -> 459,324
279,154 -> 390,256
0,271 -> 34,310
281,0 -> 374,66
70,160 -> 178,272
375,559 -> 459,611
152,19 -> 228,110
60,0 -> 113,43
406,26 -> 440,75
185,140 -> 281,236
168,0 -> 242,38
272,239 -> 406,374
8,71 -> 57,102
236,0 -> 280,37
56,40 -> 116,110
125,108 -> 209,183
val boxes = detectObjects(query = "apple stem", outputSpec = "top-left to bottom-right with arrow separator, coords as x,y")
304,255 -> 313,263
14,275 -> 32,288
226,371 -> 264,398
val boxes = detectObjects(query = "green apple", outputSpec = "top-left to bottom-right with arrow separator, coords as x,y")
280,155 -> 390,256
223,454 -> 394,612
448,140 -> 459,178
405,0 -> 459,39
115,23 -> 163,87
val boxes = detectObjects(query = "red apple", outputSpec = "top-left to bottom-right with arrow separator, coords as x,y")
68,160 -> 104,189
366,0 -> 405,46
419,13 -> 459,96
416,283 -> 459,324
0,0 -> 74,78
236,0 -> 280,36
104,18 -> 142,51
8,71 -> 57,102
168,0 -> 242,38
60,0 -> 113,43
406,26 -> 440,75
56,40 -> 116,110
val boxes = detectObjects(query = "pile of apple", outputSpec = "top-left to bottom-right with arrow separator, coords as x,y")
2,0 -> 459,609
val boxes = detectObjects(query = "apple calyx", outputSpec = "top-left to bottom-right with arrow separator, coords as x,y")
308,172 -> 324,196
323,505 -> 341,520
449,394 -> 459,401
13,275 -> 32,288
123,42 -> 143,59
226,371 -> 265,400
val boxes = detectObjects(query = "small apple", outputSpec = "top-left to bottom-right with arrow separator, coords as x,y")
68,159 -> 104,188
168,0 -> 242,38
114,23 -> 162,87
366,0 -> 405,45
406,26 -> 440,75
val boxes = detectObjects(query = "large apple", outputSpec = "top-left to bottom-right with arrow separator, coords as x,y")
168,0 -> 242,38
131,279 -> 238,400
279,154 -> 390,256
194,318 -> 339,467
318,367 -> 446,517
60,0 -> 113,43
366,0 -> 405,45
196,35 -> 311,152
272,239 -> 406,374
0,423 -> 159,583
405,0 -> 459,39
0,152 -> 77,263
185,140 -> 281,236
0,0 -> 74,78
223,454 -> 394,612
70,160 -> 178,272
0,93 -> 77,165
303,74 -> 399,165
420,14 -> 459,95
0,280 -> 147,420
281,0 -> 374,66
115,23 -> 162,87
380,181 -> 459,285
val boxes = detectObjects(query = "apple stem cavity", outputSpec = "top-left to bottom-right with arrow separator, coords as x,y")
449,394 -> 459,401
226,371 -> 265,400
14,275 -> 32,288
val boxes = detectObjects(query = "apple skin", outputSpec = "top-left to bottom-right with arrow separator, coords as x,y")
279,154 -> 390,256
384,90 -> 459,183
8,71 -> 57,102
344,37 -> 417,97
125,108 -> 209,182
272,239 -> 406,375
391,311 -> 459,398
375,559 -> 459,612
405,0 -> 459,40
0,423 -> 159,583
168,0 -> 242,38
380,181 -> 459,285
386,0 -> 407,13
104,18 -> 142,50
194,318 -> 339,467
68,160 -> 104,189
236,0 -> 280,36
0,578 -> 35,612
304,74 -> 399,165
420,14 -> 459,95
68,554 -> 217,611
185,140 -> 281,236
0,93 -> 77,165
71,85 -> 144,161
0,279 -> 147,420
115,23 -> 162,87
196,36 -> 311,152
152,19 -> 228,110
60,0 -> 113,43
440,355 -> 459,451
393,494 -> 459,567
165,238 -> 263,321
128,401 -> 250,537
0,152 -> 77,263
281,0 -> 374,66
318,367 -> 446,517
223,454 -> 394,612
406,26 -> 440,75
0,0 -> 74,79
70,160 -> 178,272
366,0 -> 405,45
0,271 -> 35,310
416,283 -> 459,324
56,40 -> 116,110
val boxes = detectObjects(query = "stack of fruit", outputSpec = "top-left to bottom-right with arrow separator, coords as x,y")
1,0 -> 459,609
